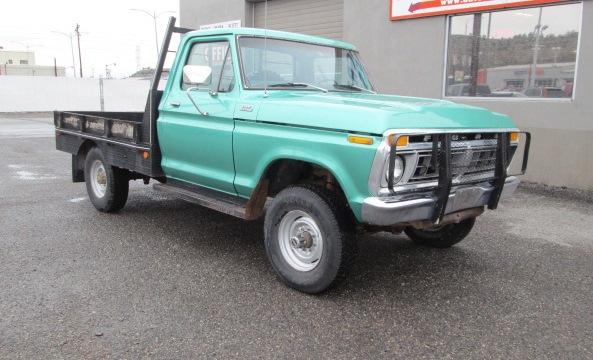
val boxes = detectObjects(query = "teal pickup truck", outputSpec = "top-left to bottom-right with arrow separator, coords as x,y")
55,18 -> 530,293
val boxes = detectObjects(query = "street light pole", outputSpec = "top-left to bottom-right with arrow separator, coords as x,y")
129,9 -> 175,60
152,12 -> 159,59
51,31 -> 77,78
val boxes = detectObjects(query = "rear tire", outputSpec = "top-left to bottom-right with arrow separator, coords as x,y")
264,185 -> 356,294
84,147 -> 129,213
405,218 -> 476,249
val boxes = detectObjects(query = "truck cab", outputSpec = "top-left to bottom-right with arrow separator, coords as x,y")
55,19 -> 530,293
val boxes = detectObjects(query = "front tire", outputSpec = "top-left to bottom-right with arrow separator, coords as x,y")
84,147 -> 129,213
264,185 -> 356,294
404,218 -> 476,249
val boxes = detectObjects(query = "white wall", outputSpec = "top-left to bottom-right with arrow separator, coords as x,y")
102,79 -> 151,111
0,50 -> 36,65
0,65 -> 66,76
0,76 -> 150,112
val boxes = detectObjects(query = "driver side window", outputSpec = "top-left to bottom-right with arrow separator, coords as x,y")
182,41 -> 230,90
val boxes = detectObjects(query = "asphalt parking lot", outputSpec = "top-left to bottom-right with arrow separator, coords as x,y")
1,114 -> 592,359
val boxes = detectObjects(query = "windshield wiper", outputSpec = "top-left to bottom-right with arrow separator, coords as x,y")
333,83 -> 377,94
268,82 -> 328,93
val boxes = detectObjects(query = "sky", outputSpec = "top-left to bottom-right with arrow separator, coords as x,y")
0,0 -> 180,78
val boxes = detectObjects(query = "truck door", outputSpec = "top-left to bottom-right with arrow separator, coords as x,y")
158,39 -> 237,194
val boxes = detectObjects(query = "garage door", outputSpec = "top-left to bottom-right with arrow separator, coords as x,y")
253,0 -> 343,40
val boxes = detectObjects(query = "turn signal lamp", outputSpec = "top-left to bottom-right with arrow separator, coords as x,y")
348,135 -> 374,145
388,134 -> 409,148
142,151 -> 150,160
510,132 -> 520,143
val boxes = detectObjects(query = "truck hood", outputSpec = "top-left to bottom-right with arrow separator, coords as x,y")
254,92 -> 517,135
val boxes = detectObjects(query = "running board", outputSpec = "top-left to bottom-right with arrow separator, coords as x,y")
153,182 -> 250,219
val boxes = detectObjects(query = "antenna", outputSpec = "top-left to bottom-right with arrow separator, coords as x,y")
263,0 -> 269,98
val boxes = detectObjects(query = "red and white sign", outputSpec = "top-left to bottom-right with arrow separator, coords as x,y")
390,0 -> 571,21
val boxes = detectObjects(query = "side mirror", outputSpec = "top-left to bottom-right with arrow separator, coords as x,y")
183,65 -> 212,86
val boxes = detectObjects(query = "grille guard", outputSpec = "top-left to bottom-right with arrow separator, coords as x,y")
387,131 -> 531,224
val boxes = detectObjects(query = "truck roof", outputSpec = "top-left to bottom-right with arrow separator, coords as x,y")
184,27 -> 357,51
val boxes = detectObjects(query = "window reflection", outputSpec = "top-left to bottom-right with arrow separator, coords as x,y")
446,3 -> 581,99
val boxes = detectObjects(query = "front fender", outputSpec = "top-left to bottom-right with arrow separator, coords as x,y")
233,120 -> 379,220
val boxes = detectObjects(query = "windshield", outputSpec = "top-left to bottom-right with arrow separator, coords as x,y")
238,37 -> 374,92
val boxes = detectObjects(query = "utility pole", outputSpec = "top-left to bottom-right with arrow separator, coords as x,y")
529,8 -> 547,89
75,24 -> 83,78
54,58 -> 57,76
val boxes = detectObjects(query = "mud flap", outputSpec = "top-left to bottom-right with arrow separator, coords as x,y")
72,154 -> 85,183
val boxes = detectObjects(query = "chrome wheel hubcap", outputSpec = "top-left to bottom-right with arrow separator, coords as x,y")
90,160 -> 107,198
278,210 -> 323,272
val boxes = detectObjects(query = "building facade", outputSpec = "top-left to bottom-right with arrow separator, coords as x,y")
180,0 -> 593,190
0,50 -> 65,76
0,50 -> 36,66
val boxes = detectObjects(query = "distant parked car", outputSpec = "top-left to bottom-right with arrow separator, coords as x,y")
446,83 -> 492,97
523,87 -> 567,98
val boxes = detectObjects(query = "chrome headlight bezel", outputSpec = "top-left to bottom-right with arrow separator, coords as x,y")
385,155 -> 405,184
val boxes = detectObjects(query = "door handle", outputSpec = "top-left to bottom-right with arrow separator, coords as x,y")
169,101 -> 180,107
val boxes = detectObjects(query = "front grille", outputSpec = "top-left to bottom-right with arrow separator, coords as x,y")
410,145 -> 498,184
409,132 -> 498,144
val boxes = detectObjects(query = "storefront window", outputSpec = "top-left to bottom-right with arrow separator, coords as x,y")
445,3 -> 581,99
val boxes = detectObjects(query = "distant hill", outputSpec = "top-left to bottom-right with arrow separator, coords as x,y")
448,31 -> 579,69
128,67 -> 170,80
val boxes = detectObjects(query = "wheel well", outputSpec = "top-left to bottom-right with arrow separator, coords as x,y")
245,159 -> 353,222
263,159 -> 345,198
77,140 -> 96,158
74,140 -> 136,181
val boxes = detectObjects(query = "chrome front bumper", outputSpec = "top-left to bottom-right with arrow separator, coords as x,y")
361,176 -> 520,226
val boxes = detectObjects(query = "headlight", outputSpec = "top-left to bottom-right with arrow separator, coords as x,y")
385,156 -> 405,184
